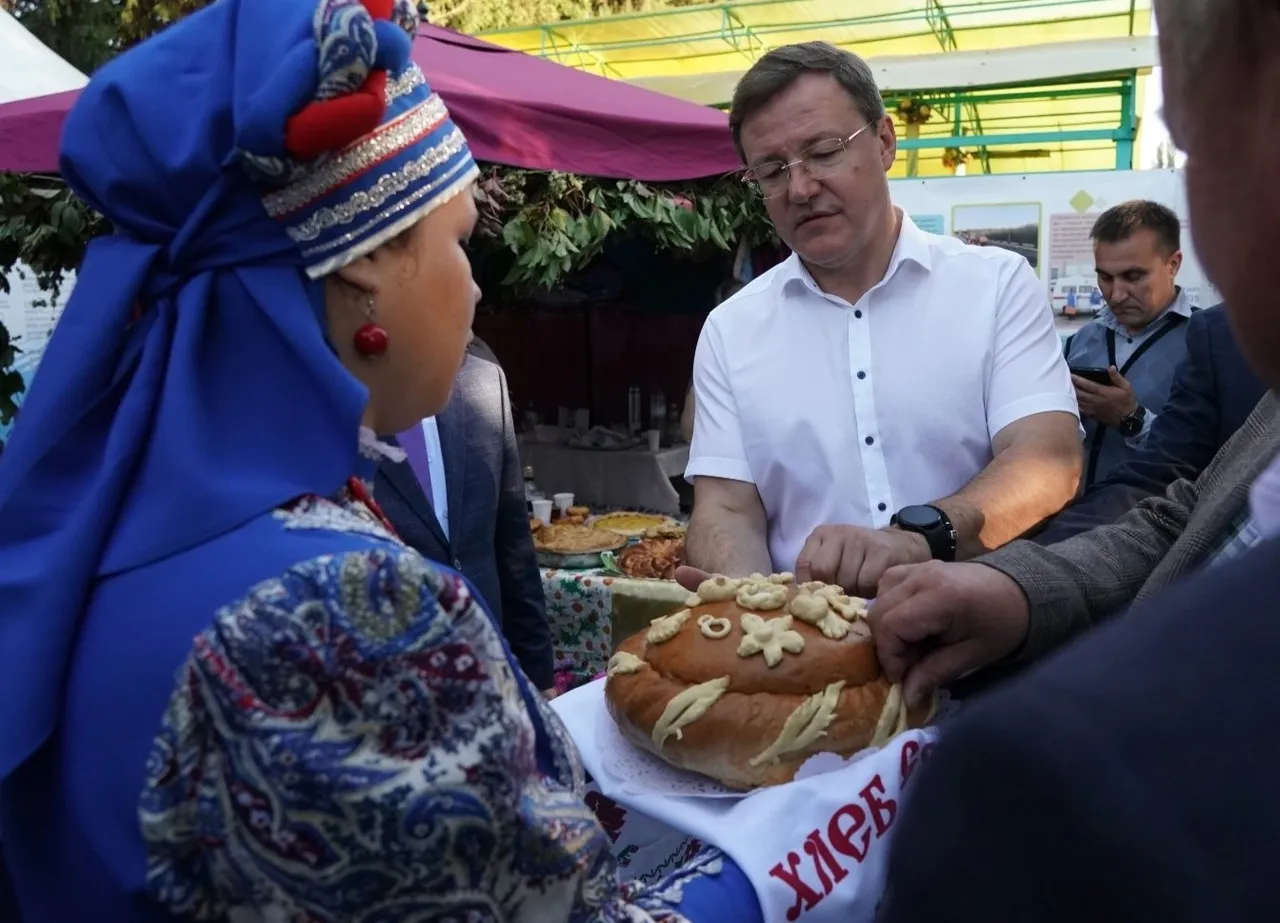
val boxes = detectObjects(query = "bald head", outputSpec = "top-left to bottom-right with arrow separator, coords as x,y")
1155,0 -> 1280,388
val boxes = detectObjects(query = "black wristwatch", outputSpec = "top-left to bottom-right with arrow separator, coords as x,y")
1118,405 -> 1147,439
890,504 -> 957,562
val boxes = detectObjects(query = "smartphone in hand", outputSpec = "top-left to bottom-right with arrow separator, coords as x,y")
1069,366 -> 1113,386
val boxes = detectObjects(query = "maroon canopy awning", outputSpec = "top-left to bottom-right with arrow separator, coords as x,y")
0,25 -> 739,181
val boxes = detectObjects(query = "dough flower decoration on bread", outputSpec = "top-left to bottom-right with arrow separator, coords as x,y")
604,572 -> 935,790
737,613 -> 805,667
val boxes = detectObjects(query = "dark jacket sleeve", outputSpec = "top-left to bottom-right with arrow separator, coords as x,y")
490,362 -> 555,690
1035,308 -> 1220,544
878,697 -> 1192,923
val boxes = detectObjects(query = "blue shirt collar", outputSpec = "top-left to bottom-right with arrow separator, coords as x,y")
1097,287 -> 1194,336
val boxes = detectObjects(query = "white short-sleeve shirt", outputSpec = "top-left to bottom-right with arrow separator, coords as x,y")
686,212 -> 1079,572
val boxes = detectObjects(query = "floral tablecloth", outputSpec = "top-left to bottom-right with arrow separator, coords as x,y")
542,567 -> 691,693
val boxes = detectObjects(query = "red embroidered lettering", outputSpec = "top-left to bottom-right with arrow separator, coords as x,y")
768,849 -> 826,920
803,829 -> 848,893
584,791 -> 628,843
861,774 -> 898,836
827,802 -> 872,862
899,738 -> 921,784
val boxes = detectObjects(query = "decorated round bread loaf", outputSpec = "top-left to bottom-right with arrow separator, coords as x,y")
604,572 -> 932,791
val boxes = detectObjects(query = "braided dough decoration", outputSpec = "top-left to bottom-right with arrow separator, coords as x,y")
646,609 -> 691,645
652,676 -> 730,748
750,680 -> 846,767
608,651 -> 647,677
736,582 -> 788,611
869,683 -> 909,748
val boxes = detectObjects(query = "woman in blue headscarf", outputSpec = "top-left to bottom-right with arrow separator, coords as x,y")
0,1 -> 763,920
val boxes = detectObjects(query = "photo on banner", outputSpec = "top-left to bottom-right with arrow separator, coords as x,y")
950,202 -> 1042,274
891,170 -> 1220,342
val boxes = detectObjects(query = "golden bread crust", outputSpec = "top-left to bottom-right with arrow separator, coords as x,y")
604,580 -> 929,790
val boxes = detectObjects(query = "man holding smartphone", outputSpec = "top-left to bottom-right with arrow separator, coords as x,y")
1064,200 -> 1194,486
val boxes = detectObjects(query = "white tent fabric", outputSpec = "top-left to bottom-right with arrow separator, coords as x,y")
0,9 -> 87,104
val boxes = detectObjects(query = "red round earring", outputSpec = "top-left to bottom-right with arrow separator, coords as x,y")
353,295 -> 389,357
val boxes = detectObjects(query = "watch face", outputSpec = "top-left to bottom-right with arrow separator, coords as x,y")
1120,408 -> 1145,436
895,505 -> 942,530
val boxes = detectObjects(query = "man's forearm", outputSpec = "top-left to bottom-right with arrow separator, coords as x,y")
933,442 -> 1081,559
686,508 -> 773,577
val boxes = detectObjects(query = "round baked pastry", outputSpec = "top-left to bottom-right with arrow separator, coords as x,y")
604,572 -> 933,791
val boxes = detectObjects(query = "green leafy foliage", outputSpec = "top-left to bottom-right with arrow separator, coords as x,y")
1,0 -> 123,73
473,168 -> 772,292
0,173 -> 107,300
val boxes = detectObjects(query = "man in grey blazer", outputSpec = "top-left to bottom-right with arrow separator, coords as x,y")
375,338 -> 555,693
869,389 -> 1280,705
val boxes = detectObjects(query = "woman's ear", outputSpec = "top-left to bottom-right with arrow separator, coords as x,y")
332,249 -> 383,297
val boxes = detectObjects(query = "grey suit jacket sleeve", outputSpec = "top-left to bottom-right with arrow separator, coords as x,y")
491,363 -> 555,690
978,475 -> 1198,663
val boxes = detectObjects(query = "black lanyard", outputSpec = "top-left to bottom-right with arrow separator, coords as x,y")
1085,313 -> 1190,485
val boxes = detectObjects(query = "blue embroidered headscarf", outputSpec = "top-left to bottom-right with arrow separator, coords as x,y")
0,0 -> 477,779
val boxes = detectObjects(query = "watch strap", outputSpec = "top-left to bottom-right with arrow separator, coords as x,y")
892,505 -> 957,563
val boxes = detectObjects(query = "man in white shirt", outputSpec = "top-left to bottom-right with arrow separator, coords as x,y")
684,41 -> 1083,597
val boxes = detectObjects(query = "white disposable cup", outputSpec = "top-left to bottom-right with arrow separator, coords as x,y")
531,499 -> 553,523
646,428 -> 661,452
553,492 -> 575,512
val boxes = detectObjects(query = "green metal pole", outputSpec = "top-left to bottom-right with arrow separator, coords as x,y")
1115,76 -> 1136,169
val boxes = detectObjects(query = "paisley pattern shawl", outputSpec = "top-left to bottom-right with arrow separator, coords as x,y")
137,494 -> 715,922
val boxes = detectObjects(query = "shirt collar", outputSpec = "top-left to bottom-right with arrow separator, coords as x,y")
1097,287 -> 1194,335
781,209 -> 932,301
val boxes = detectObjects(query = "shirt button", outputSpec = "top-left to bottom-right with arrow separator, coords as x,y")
857,371 -> 867,380
854,310 -> 863,319
877,502 -> 887,512
453,558 -> 463,570
865,436 -> 875,445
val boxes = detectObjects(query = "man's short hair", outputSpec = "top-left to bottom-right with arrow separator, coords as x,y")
1090,200 -> 1182,256
729,42 -> 886,163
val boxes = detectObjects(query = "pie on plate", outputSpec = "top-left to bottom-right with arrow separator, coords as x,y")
592,511 -> 674,538
644,522 -> 687,540
605,572 -> 935,791
534,523 -> 628,555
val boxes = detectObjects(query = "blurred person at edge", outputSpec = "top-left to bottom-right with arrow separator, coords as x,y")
877,1 -> 1280,919
0,1 -> 764,920
678,42 -> 1082,599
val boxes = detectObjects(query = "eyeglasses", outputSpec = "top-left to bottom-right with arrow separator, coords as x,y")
742,124 -> 871,199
